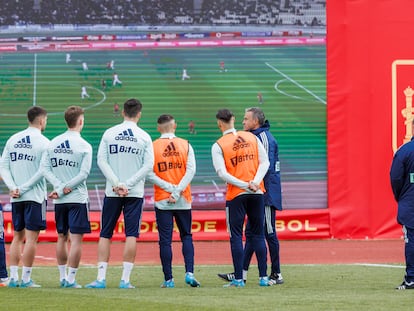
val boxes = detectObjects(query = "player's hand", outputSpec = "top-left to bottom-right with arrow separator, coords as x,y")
248,181 -> 259,192
10,189 -> 20,198
117,185 -> 129,197
48,191 -> 59,199
63,187 -> 72,195
112,186 -> 127,196
168,195 -> 177,204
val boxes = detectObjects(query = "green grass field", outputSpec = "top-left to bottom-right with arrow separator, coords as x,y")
0,45 -> 326,207
0,264 -> 408,310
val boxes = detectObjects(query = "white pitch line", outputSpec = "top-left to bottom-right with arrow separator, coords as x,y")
285,263 -> 405,268
0,84 -> 106,117
203,179 -> 222,191
211,180 -> 220,191
274,79 -> 303,100
35,255 -> 55,261
353,263 -> 404,269
266,62 -> 326,105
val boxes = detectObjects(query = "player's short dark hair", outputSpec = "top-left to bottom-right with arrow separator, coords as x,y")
215,109 -> 234,123
27,106 -> 47,123
123,98 -> 142,118
65,106 -> 84,128
157,114 -> 174,124
245,107 -> 266,126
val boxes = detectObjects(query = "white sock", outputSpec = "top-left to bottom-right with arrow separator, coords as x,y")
10,265 -> 19,280
243,270 -> 248,280
21,266 -> 32,283
66,267 -> 78,284
58,264 -> 67,281
121,262 -> 134,283
97,262 -> 108,281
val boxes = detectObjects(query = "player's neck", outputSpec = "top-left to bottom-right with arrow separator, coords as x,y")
68,127 -> 81,133
124,117 -> 139,124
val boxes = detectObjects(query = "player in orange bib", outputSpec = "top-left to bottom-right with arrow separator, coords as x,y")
211,108 -> 271,288
146,114 -> 200,288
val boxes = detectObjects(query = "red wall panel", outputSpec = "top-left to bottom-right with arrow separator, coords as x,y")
327,0 -> 414,238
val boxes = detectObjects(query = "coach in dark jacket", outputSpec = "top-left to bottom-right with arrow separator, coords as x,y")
217,107 -> 284,285
251,120 -> 282,212
244,109 -> 283,285
390,135 -> 414,289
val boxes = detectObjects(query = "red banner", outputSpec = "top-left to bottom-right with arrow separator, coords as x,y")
2,209 -> 330,242
327,0 -> 412,238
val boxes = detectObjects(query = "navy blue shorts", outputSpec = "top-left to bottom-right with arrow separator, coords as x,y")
226,194 -> 265,240
55,203 -> 91,235
12,201 -> 47,232
100,196 -> 143,239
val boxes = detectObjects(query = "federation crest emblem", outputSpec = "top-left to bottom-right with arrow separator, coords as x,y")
391,60 -> 414,152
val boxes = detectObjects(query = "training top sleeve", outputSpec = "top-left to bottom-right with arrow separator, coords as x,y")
64,142 -> 92,193
124,134 -> 154,189
0,139 -> 18,191
253,137 -> 270,185
97,129 -> 120,187
211,142 -> 248,189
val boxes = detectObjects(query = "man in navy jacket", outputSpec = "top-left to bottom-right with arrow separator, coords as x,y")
218,107 -> 283,285
391,132 -> 414,290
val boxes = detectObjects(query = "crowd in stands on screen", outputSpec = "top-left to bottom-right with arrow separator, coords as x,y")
0,0 -> 325,26
82,62 -> 88,71
66,53 -> 71,64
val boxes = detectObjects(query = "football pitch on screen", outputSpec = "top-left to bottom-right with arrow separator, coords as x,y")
0,264 -> 408,310
0,45 -> 326,190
